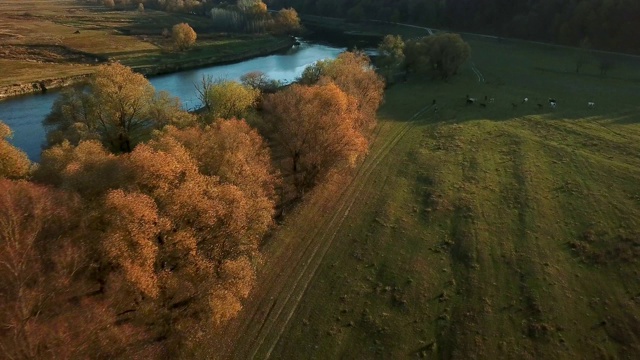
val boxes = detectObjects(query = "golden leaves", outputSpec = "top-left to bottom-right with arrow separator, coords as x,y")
0,121 -> 30,179
45,63 -> 192,152
103,190 -> 163,298
172,23 -> 197,51
208,289 -> 243,326
263,81 -> 369,190
202,79 -> 260,120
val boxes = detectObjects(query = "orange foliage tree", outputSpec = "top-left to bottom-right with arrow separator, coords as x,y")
33,120 -> 278,355
0,179 -> 140,359
300,51 -> 385,132
45,63 -> 195,153
0,121 -> 30,179
272,8 -> 301,34
302,51 -> 384,131
172,23 -> 197,51
263,82 -> 368,192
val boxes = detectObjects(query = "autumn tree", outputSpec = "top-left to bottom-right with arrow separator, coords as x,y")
263,82 -> 368,192
272,8 -> 301,34
33,132 -> 277,355
45,63 -> 194,152
104,0 -> 115,8
299,51 -> 385,132
148,90 -> 197,128
377,34 -> 405,82
0,121 -> 30,179
240,71 -> 281,93
405,33 -> 470,80
158,121 -> 278,233
196,76 -> 259,121
238,0 -> 267,14
172,23 -> 197,51
0,179 -> 138,359
158,121 -> 278,201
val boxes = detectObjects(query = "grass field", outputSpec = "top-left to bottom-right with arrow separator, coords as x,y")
0,0 -> 287,86
211,30 -> 640,359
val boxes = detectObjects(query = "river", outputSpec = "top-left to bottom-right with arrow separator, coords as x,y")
0,40 -> 348,161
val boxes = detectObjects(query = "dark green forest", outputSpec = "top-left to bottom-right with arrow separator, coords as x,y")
266,0 -> 640,54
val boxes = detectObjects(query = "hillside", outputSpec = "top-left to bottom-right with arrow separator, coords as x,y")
212,34 -> 640,358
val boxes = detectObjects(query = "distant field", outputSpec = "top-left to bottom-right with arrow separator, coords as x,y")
0,0 -> 282,86
213,30 -> 640,359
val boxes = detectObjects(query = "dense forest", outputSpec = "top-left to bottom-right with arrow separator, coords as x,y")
266,0 -> 640,54
0,52 -> 384,358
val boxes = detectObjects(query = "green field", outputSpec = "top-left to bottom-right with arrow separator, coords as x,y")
211,32 -> 640,358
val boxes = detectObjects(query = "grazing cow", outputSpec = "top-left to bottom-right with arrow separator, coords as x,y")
537,103 -> 543,110
433,99 -> 437,105
550,101 -> 557,109
512,102 -> 518,109
548,98 -> 556,104
466,96 -> 476,105
480,103 -> 487,108
489,98 -> 495,103
522,97 -> 529,103
588,101 -> 595,108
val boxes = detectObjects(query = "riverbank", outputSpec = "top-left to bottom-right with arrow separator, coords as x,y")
0,36 -> 295,101
132,36 -> 296,77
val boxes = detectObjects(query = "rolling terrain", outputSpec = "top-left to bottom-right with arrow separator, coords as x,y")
213,33 -> 640,359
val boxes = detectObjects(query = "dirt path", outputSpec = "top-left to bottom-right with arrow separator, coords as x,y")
213,104 -> 433,359
471,62 -> 485,83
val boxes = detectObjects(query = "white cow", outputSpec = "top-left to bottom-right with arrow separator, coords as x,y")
588,101 -> 595,108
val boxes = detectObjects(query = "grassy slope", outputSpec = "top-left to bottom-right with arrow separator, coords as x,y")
213,32 -> 640,359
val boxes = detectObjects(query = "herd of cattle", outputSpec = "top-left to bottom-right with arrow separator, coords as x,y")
464,94 -> 595,110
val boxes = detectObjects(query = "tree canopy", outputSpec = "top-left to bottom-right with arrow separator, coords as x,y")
172,23 -> 197,51
405,33 -> 471,80
197,77 -> 260,121
300,51 -> 384,131
45,63 -> 194,153
266,0 -> 640,54
377,34 -> 405,82
31,117 -> 279,354
0,121 -> 30,179
263,82 -> 368,191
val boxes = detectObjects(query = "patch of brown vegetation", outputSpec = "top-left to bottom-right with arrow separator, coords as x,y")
0,44 -> 100,64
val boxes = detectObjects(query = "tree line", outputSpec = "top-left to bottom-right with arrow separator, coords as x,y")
0,51 -> 383,358
209,0 -> 301,34
265,0 -> 640,54
100,0 -> 301,35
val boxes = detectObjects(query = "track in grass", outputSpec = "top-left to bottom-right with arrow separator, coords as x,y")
221,103 -> 434,359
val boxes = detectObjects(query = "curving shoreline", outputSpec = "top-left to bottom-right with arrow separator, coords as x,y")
0,37 -> 296,101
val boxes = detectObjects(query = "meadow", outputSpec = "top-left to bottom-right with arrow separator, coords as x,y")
212,30 -> 640,359
0,0 -> 287,86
